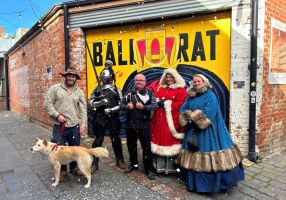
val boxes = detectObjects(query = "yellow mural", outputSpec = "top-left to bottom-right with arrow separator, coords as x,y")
86,12 -> 231,97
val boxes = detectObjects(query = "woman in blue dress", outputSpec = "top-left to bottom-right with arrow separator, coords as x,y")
176,74 -> 244,193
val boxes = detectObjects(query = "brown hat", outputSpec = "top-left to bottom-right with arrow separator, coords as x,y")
60,68 -> 81,80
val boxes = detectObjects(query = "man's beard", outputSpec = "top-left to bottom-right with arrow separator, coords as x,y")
65,79 -> 76,87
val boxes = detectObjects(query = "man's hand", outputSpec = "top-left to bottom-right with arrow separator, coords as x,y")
57,114 -> 66,123
80,124 -> 87,135
126,103 -> 134,110
104,108 -> 112,115
136,102 -> 144,110
101,99 -> 109,105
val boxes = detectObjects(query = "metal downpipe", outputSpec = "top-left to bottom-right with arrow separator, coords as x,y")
248,0 -> 259,162
4,53 -> 10,110
64,4 -> 70,70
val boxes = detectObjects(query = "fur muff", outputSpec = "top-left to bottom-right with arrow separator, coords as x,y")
182,109 -> 212,130
179,110 -> 192,127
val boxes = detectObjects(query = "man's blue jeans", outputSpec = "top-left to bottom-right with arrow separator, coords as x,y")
51,124 -> 80,171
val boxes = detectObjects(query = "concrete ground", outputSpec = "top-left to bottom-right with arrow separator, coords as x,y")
0,111 -> 286,200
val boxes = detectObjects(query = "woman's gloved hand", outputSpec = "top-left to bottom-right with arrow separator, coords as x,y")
157,100 -> 165,108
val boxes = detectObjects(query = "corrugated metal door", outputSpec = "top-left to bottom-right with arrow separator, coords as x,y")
69,0 -> 236,28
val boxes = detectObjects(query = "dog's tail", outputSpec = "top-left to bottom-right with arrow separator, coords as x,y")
88,147 -> 109,158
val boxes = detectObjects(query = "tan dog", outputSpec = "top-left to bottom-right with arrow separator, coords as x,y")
31,138 -> 108,188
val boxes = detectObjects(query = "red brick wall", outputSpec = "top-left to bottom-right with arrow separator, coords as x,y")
8,14 -> 66,127
69,28 -> 87,97
0,101 -> 5,110
257,0 -> 286,156
8,14 -> 88,127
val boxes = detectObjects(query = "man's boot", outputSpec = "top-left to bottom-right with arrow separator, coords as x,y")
147,170 -> 156,180
91,157 -> 99,174
116,159 -> 126,169
145,165 -> 156,180
124,164 -> 139,174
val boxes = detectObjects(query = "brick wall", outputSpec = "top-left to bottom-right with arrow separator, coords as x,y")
69,28 -> 87,97
230,0 -> 286,157
8,15 -> 88,127
8,14 -> 66,127
230,1 -> 266,157
0,101 -> 5,110
230,3 -> 252,156
257,0 -> 286,156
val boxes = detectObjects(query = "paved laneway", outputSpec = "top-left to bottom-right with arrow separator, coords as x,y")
0,111 -> 286,199
0,111 -> 165,200
83,132 -> 286,200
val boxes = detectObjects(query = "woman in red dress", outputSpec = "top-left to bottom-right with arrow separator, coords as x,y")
150,68 -> 187,174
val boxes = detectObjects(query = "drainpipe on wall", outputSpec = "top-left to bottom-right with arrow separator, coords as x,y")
248,0 -> 259,162
64,4 -> 70,70
4,53 -> 10,111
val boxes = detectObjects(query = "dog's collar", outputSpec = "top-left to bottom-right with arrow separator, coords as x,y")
50,144 -> 59,154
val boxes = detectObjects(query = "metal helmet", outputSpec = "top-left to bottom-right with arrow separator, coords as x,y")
100,68 -> 113,84
105,60 -> 113,68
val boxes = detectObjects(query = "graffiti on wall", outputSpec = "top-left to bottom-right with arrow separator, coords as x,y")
86,12 -> 231,124
10,66 -> 30,108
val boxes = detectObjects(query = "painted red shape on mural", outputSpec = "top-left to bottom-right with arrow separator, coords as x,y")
165,37 -> 175,64
151,39 -> 160,63
136,36 -> 175,66
137,39 -> 146,66
116,71 -> 123,78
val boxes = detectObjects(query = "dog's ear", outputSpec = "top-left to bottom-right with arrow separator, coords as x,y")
43,140 -> 48,146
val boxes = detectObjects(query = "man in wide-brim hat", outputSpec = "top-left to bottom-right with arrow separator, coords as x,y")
60,68 -> 81,80
44,67 -> 87,180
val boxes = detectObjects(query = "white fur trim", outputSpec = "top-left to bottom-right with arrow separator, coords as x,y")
164,100 -> 185,140
164,100 -> 172,112
151,143 -> 181,156
194,74 -> 209,82
159,68 -> 185,89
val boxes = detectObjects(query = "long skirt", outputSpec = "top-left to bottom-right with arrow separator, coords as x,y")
180,163 -> 245,193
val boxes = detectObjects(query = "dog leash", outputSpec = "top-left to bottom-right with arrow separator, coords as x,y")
51,121 -> 66,152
